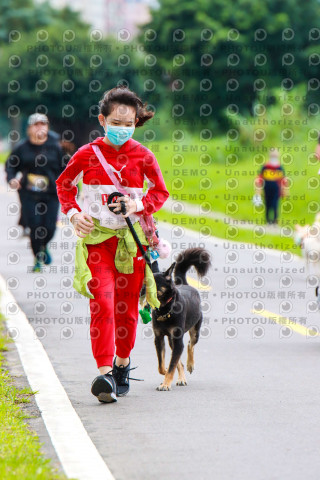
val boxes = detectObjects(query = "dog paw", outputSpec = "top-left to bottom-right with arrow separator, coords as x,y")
176,380 -> 187,386
156,384 -> 171,391
187,364 -> 194,374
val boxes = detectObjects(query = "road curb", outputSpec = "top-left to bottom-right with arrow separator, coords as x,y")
0,274 -> 115,480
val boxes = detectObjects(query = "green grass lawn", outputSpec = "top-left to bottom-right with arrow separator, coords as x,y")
155,209 -> 299,255
150,135 -> 318,230
148,88 -> 319,252
0,314 -> 70,480
151,133 -> 314,256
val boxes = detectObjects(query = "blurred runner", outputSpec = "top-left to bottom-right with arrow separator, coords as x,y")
254,148 -> 289,225
5,113 -> 66,271
6,127 -> 63,237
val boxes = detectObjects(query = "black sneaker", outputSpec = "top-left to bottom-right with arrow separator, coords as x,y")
112,358 -> 143,396
91,372 -> 117,403
112,358 -> 131,396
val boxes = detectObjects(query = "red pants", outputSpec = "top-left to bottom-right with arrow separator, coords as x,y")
86,236 -> 146,368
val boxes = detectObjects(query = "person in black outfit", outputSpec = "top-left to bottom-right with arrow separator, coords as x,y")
12,129 -> 62,236
254,148 -> 289,225
5,113 -> 66,271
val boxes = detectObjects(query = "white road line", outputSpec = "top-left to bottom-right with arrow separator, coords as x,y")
0,274 -> 115,480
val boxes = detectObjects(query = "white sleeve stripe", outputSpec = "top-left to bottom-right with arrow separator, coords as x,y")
66,208 -> 80,220
135,199 -> 144,212
71,171 -> 83,186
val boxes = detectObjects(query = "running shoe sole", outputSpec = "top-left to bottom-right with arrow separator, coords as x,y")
91,375 -> 117,403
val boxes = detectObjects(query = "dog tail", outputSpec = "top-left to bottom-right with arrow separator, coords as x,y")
174,248 -> 211,285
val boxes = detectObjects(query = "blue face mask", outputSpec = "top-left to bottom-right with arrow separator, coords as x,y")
104,124 -> 135,145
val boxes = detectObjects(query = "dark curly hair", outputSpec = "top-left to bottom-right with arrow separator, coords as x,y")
99,85 -> 154,127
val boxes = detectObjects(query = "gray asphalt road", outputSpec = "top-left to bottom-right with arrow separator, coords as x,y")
1,176 -> 320,480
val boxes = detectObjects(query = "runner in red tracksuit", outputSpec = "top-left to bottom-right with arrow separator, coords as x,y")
56,85 -> 169,403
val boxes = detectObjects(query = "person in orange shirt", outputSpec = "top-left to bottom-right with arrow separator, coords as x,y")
254,148 -> 289,224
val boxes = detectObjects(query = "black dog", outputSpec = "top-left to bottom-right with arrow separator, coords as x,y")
152,247 -> 211,391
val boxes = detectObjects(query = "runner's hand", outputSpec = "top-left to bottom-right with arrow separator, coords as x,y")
70,212 -> 95,238
109,196 -> 137,218
252,194 -> 263,207
9,178 -> 21,190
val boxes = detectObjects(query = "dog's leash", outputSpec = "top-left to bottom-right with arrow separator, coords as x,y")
107,192 -> 153,270
93,144 -> 159,323
107,192 -> 155,324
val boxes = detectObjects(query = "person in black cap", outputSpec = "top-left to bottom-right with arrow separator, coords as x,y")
5,113 -> 66,271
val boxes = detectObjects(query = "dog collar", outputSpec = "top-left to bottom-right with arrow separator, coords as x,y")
156,312 -> 172,321
155,295 -> 175,321
163,296 -> 173,305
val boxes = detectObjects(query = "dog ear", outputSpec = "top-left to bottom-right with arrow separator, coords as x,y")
164,262 -> 176,279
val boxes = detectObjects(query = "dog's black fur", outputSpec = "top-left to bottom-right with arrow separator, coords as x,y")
152,247 -> 211,391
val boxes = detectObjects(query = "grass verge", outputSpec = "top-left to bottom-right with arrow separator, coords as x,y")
0,313 -> 71,480
155,209 -> 300,256
148,86 -> 320,249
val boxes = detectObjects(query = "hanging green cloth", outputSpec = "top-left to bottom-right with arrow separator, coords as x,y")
73,218 -> 160,309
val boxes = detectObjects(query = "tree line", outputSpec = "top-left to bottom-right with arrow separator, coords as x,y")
1,0 -> 319,146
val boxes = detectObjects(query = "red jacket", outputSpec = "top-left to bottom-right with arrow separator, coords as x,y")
56,137 -> 169,229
